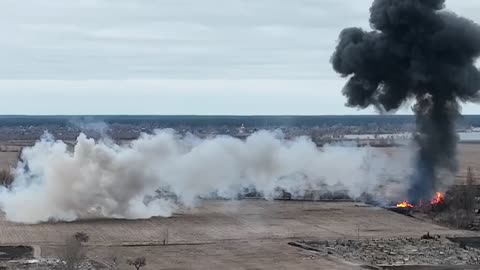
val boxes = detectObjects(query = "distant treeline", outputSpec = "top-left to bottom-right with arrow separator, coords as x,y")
0,115 -> 477,128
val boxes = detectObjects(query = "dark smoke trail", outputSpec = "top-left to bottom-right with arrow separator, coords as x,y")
331,0 -> 480,201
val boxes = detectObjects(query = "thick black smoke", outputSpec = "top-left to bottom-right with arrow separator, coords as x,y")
331,0 -> 480,201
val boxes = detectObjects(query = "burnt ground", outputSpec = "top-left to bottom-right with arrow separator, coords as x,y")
0,246 -> 33,260
0,200 -> 476,269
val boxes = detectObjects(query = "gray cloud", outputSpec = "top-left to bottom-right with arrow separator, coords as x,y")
0,0 -> 372,79
0,1 -> 479,114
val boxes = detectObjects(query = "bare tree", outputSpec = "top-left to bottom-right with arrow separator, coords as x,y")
466,167 -> 476,209
126,257 -> 146,270
465,167 -> 477,225
438,167 -> 478,229
74,232 -> 90,243
61,232 -> 89,270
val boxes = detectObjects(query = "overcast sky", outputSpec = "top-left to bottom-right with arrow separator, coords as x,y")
1,0 -> 480,115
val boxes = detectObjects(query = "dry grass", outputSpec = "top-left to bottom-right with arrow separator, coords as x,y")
430,167 -> 477,229
376,143 -> 480,185
0,141 -> 478,184
0,152 -> 19,171
0,201 -> 468,247
458,144 -> 480,184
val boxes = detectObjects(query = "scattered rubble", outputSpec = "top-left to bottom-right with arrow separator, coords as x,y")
0,259 -> 99,270
298,236 -> 480,266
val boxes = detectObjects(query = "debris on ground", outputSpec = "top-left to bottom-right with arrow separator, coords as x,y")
297,236 -> 480,266
0,258 -> 99,270
420,232 -> 437,240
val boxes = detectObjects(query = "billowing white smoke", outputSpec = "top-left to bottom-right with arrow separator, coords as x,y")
0,130 -> 411,224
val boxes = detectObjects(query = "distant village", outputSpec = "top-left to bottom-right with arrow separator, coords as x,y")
0,116 -> 478,147
0,121 -> 421,150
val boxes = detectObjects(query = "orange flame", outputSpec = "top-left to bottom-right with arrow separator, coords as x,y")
431,192 -> 445,205
396,201 -> 414,208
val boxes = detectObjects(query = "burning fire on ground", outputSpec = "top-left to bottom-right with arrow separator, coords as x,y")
396,201 -> 414,208
395,192 -> 445,209
430,192 -> 445,206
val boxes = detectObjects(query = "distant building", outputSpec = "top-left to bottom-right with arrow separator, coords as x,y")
238,124 -> 246,135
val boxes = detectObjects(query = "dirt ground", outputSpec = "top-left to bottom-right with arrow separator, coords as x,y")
458,143 -> 480,183
0,142 -> 479,269
1,141 -> 480,182
0,201 -> 468,246
42,239 -> 361,270
0,152 -> 18,171
0,200 -> 474,270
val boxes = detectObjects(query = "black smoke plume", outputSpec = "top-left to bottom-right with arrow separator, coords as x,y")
331,0 -> 480,202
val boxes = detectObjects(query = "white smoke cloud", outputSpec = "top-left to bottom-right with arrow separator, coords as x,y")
0,130 -> 412,224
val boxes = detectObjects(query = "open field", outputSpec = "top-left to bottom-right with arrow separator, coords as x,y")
2,141 -> 480,182
458,143 -> 480,183
0,201 -> 467,246
0,152 -> 18,171
0,139 -> 478,268
0,200 -> 475,269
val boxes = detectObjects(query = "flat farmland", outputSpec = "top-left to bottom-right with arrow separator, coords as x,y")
1,141 -> 480,182
0,140 -> 477,269
458,143 -> 480,183
378,143 -> 480,184
0,152 -> 18,171
0,201 -> 473,270
0,201 -> 467,246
